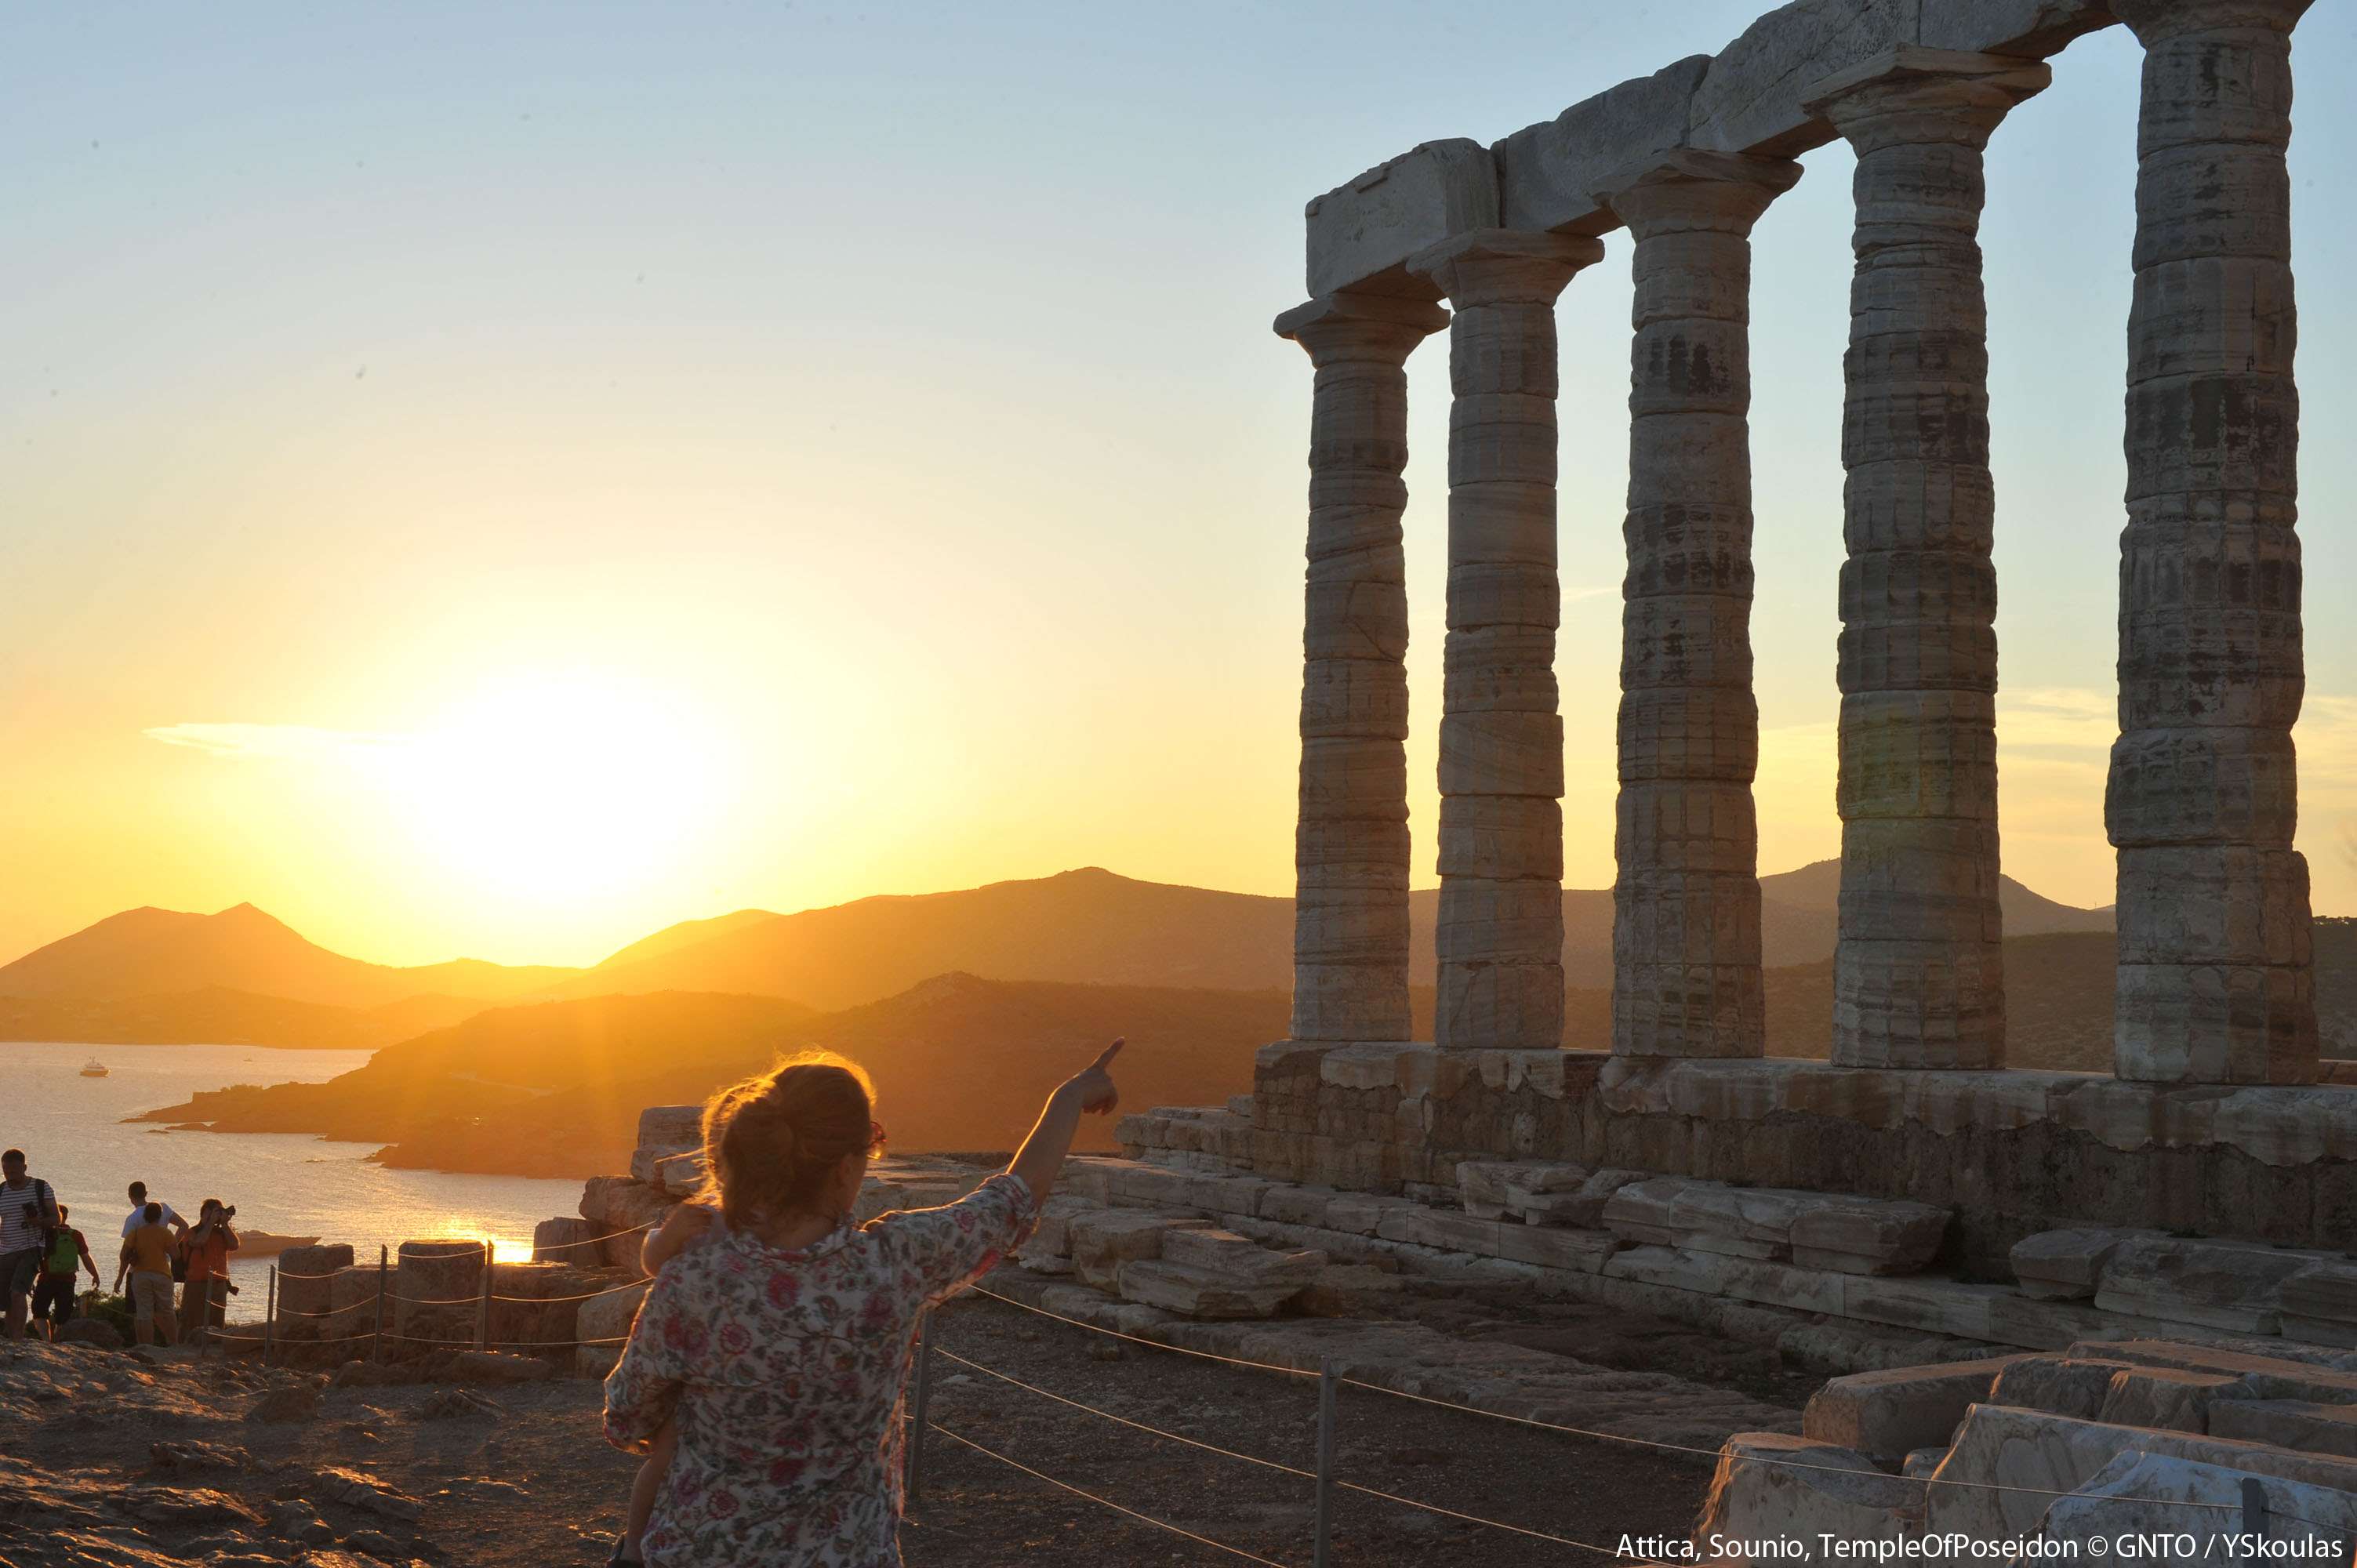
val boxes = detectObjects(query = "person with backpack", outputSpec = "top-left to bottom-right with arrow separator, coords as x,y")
30,1203 -> 99,1338
1,1149 -> 61,1340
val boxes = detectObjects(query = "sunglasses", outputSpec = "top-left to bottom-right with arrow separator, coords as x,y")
867,1120 -> 888,1156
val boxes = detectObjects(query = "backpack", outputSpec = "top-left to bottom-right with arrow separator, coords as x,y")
43,1228 -> 78,1276
169,1233 -> 190,1283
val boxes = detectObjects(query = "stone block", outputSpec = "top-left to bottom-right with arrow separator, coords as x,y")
1296,1263 -> 1405,1318
1067,1211 -> 1210,1291
2097,1367 -> 2246,1432
1691,1433 -> 1921,1564
531,1217 -> 603,1265
1688,2 -> 1913,158
2009,1227 -> 2162,1301
1800,1356 -> 2019,1467
1456,1160 -> 1587,1220
1926,1403 -> 2357,1541
1520,1168 -> 1650,1229
637,1105 -> 703,1149
1306,140 -> 1496,299
2034,1449 -> 2357,1558
1160,1229 -> 1326,1287
2093,1236 -> 2311,1334
1494,56 -> 1710,234
1988,1355 -> 2140,1420
574,1279 -> 649,1356
1115,1261 -> 1299,1320
2208,1400 -> 2357,1459
1789,1197 -> 1948,1276
2281,1262 -> 2357,1345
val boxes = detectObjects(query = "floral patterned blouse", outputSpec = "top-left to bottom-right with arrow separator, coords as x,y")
604,1173 -> 1037,1568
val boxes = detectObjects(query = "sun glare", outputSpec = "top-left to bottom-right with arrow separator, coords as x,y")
372,670 -> 724,906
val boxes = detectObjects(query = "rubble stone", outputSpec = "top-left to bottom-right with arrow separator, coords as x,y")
1693,1433 -> 1920,1563
1800,1356 -> 2017,1466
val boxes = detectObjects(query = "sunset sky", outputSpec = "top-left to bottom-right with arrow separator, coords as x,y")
5,2 -> 2355,969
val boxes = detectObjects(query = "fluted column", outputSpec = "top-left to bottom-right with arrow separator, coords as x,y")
2107,0 -> 2315,1084
1274,292 -> 1449,1043
1592,152 -> 1802,1060
1803,49 -> 2049,1069
1406,230 -> 1604,1051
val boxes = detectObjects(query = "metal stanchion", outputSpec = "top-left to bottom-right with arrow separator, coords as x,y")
474,1242 -> 492,1350
906,1308 -> 937,1504
372,1245 -> 388,1363
1313,1359 -> 1337,1568
262,1268 -> 277,1367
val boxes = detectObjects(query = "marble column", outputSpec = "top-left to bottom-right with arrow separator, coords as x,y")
2106,0 -> 2315,1084
1592,152 -> 1802,1060
1275,292 -> 1449,1043
1407,230 -> 1604,1051
1803,49 -> 2049,1069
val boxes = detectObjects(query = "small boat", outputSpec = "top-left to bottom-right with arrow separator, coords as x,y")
79,1059 -> 109,1078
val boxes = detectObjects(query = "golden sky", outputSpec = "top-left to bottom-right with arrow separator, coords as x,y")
5,5 -> 2354,969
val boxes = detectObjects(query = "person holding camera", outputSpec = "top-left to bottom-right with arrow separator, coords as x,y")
178,1197 -> 238,1343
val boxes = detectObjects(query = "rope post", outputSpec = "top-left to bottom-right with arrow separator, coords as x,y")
1313,1358 -> 1338,1568
262,1267 -> 277,1368
906,1308 -> 937,1504
475,1241 -> 492,1351
372,1245 -> 388,1363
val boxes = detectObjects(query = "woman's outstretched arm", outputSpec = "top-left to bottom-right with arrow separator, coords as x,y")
1007,1039 -> 1124,1203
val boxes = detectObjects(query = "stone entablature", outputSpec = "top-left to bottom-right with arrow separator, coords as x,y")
1246,1044 -> 2357,1272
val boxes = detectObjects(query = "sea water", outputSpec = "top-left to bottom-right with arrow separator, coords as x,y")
4,1040 -> 585,1321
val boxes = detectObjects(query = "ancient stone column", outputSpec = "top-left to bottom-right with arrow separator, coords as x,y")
2106,0 -> 2315,1084
1591,151 -> 1802,1060
1406,230 -> 1604,1051
1274,292 -> 1449,1043
1803,49 -> 2049,1069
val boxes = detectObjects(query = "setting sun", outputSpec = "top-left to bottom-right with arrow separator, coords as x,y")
372,672 -> 726,908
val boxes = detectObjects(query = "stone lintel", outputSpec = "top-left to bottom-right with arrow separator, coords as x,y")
1494,56 -> 1711,237
1589,149 -> 1804,235
1304,139 -> 1497,301
2110,0 -> 2312,44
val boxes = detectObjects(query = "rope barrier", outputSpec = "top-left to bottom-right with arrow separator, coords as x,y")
929,1348 -> 1314,1479
268,1218 -> 656,1279
965,1282 -> 2268,1519
488,1277 -> 648,1305
924,1421 -> 1295,1568
964,1285 -> 1315,1379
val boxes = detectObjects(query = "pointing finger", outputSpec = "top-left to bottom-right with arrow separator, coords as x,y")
1091,1037 -> 1125,1072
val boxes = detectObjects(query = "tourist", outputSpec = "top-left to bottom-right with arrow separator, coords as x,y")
2,1149 -> 62,1339
30,1203 -> 100,1339
603,1039 -> 1124,1567
121,1181 -> 188,1240
178,1198 -> 240,1342
118,1203 -> 180,1346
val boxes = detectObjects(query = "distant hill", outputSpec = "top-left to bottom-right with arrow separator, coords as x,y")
0,903 -> 579,1011
0,985 -> 470,1050
136,979 -> 1280,1178
543,862 -> 2114,1006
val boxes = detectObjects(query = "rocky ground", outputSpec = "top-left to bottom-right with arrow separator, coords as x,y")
1,1286 -> 1769,1567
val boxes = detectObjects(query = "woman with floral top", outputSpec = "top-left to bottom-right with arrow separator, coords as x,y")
603,1039 -> 1123,1567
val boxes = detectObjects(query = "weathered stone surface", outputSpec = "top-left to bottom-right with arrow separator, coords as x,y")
1789,1197 -> 1948,1276
2032,1450 -> 2357,1559
2010,1227 -> 2163,1301
1926,1401 -> 2357,1540
1115,1260 -> 1300,1319
1800,1356 -> 2017,1466
2093,1236 -> 2310,1334
2107,0 -> 2316,1086
531,1216 -> 604,1264
637,1105 -> 702,1149
2283,1261 -> 2357,1346
1494,57 -> 1710,234
2208,1399 -> 2357,1458
1068,1211 -> 1211,1291
2097,1366 -> 2244,1432
1810,49 -> 2047,1073
1277,291 -> 1450,1044
1296,1262 -> 1406,1317
573,1279 -> 648,1369
1457,1159 -> 1588,1219
1692,1432 -> 1920,1563
1306,140 -> 1496,299
1988,1355 -> 2140,1419
1409,229 -> 1602,1054
1160,1228 -> 1326,1287
1599,1177 -> 1946,1274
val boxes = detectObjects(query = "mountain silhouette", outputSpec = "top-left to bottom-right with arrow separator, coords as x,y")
536,861 -> 2114,1007
0,902 -> 579,1011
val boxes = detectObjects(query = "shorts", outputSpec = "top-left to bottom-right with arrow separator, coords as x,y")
131,1271 -> 174,1326
31,1272 -> 76,1325
0,1248 -> 37,1298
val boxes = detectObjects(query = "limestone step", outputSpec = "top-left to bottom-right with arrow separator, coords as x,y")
2092,1235 -> 2315,1334
1115,1259 -> 1301,1319
1601,1176 -> 1948,1275
1800,1355 -> 2024,1467
1066,1210 -> 1211,1291
1158,1227 -> 1324,1287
